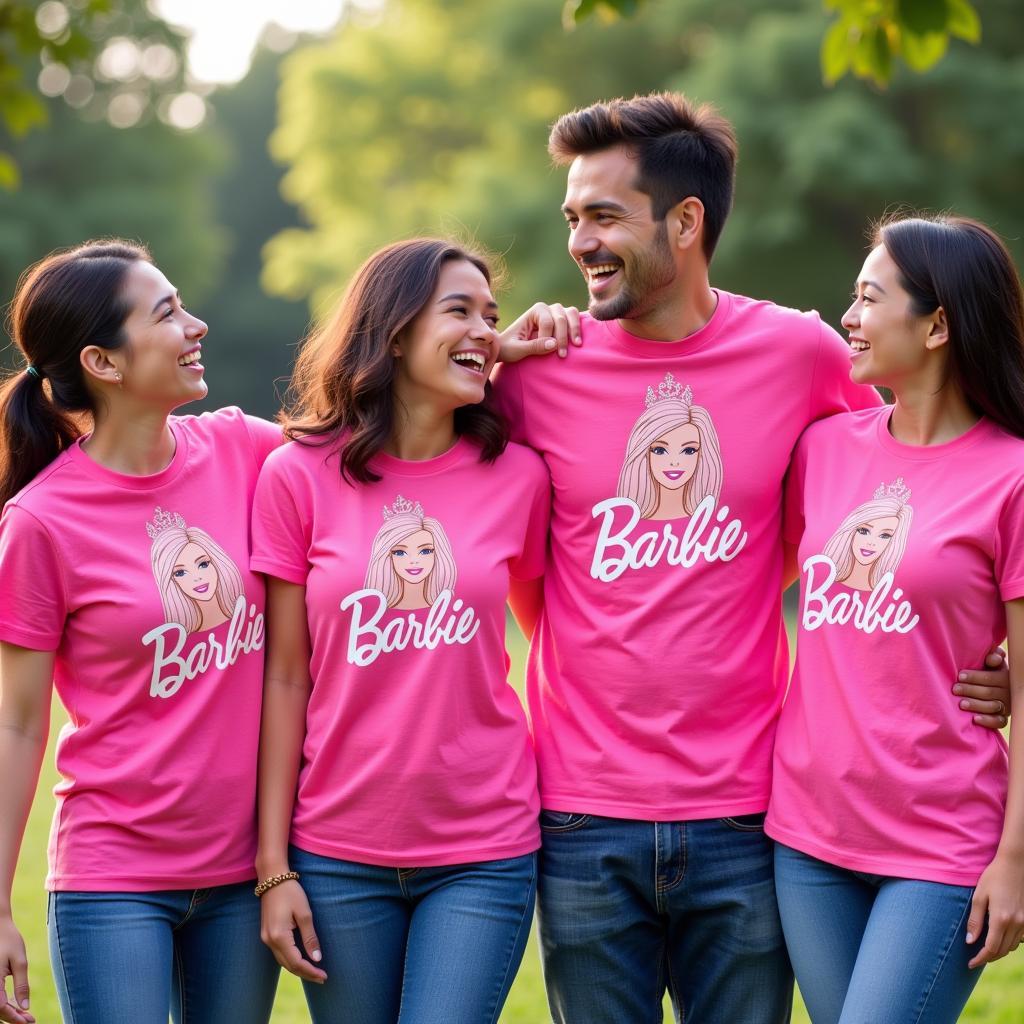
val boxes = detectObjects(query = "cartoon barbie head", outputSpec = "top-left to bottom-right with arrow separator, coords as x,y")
616,373 -> 723,521
364,496 -> 458,610
147,507 -> 245,632
822,478 -> 913,592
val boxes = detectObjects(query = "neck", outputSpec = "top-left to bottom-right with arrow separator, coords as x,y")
619,271 -> 717,342
84,405 -> 176,475
386,398 -> 458,461
888,375 -> 979,446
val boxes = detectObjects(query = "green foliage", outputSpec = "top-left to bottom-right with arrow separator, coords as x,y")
821,0 -> 981,86
0,0 -> 189,187
568,0 -> 981,85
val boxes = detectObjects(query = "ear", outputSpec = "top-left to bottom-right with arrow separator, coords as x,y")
665,196 -> 705,254
924,306 -> 949,351
80,345 -> 124,386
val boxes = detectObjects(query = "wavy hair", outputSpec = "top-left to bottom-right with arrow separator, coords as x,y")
364,509 -> 457,608
150,522 -> 245,632
617,397 -> 722,518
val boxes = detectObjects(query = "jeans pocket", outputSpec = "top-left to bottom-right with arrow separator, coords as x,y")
719,812 -> 767,832
539,810 -> 591,833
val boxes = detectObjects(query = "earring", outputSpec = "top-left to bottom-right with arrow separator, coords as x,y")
115,371 -> 123,389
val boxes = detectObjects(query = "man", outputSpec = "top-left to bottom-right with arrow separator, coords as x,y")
493,92 -> 1009,1023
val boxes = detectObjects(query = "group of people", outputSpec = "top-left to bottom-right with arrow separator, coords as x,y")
0,91 -> 1021,1024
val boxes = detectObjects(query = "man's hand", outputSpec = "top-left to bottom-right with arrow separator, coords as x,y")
955,645 -> 1011,730
498,303 -> 581,362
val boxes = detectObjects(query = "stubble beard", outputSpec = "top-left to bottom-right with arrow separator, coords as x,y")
588,221 -> 677,323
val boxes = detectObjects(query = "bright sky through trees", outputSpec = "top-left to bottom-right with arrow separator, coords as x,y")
153,0 -> 347,82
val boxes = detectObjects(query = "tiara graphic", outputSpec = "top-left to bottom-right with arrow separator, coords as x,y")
382,494 -> 424,521
873,477 -> 912,506
146,506 -> 186,539
645,372 -> 692,410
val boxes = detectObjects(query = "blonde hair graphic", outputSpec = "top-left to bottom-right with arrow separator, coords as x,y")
365,496 -> 457,609
147,508 -> 245,633
617,373 -> 723,519
822,478 -> 914,591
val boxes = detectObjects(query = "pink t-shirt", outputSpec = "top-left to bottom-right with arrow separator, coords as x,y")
250,436 -> 549,867
0,407 -> 281,891
492,292 -> 880,820
767,406 -> 1024,885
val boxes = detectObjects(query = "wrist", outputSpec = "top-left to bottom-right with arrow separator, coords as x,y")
256,852 -> 291,879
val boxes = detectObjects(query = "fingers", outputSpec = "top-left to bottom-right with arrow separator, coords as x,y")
295,906 -> 324,971
528,303 -> 582,358
966,891 -> 989,969
260,888 -> 327,985
0,991 -> 33,1024
985,645 -> 1008,666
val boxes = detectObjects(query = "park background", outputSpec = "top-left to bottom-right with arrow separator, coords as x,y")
2,0 -> 1023,1019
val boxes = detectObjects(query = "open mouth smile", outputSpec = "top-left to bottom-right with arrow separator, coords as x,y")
450,351 -> 487,374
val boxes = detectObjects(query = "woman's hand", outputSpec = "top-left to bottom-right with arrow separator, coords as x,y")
259,880 -> 327,984
498,303 -> 582,362
0,916 -> 34,1023
966,852 -> 1024,968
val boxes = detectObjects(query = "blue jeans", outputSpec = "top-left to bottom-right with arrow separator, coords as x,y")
537,811 -> 792,1023
774,844 -> 985,1023
47,882 -> 279,1024
290,846 -> 537,1024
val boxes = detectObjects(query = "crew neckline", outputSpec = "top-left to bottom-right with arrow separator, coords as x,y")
599,289 -> 732,358
368,436 -> 475,477
66,418 -> 189,489
874,405 -> 997,461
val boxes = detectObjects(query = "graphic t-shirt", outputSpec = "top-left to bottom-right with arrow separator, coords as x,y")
0,407 -> 281,891
250,436 -> 549,867
767,406 -> 1024,885
492,291 -> 881,820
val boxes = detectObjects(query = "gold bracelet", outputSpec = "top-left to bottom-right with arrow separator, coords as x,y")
254,871 -> 300,897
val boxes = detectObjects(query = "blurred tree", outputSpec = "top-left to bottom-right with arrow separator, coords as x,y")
266,0 -> 1022,336
0,99 -> 225,366
564,0 -> 982,87
195,45 -> 312,418
0,0 -> 190,187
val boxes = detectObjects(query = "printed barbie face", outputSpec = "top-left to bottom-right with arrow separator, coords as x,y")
850,516 -> 899,566
171,541 -> 219,602
648,422 -> 700,491
390,529 -> 436,585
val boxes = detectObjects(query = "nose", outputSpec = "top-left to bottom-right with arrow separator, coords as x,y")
569,222 -> 600,263
468,312 -> 496,344
841,300 -> 859,332
186,313 -> 208,340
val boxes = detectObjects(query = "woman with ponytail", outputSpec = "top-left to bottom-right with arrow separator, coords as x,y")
768,214 -> 1024,1023
0,241 -> 282,1023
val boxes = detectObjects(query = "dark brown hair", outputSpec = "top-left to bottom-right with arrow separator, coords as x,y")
0,239 -> 150,507
282,238 -> 508,482
875,214 -> 1024,438
548,92 -> 738,260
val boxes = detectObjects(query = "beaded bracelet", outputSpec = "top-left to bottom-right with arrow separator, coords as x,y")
254,871 -> 300,897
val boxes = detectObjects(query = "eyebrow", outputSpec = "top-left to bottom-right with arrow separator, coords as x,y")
437,292 -> 498,310
858,279 -> 887,295
151,290 -> 180,315
561,200 -> 630,216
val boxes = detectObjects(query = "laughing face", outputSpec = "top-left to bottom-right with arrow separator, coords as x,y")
648,422 -> 701,491
850,516 -> 899,567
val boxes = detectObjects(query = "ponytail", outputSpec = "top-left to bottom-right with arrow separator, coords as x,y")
0,239 -> 149,507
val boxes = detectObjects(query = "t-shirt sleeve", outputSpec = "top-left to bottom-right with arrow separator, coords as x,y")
489,363 -> 530,447
250,453 -> 311,585
0,505 -> 68,650
244,415 -> 285,470
509,454 -> 551,581
995,479 -> 1024,601
782,430 -> 811,546
808,320 -> 884,423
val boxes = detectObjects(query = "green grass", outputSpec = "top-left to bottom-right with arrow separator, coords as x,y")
10,620 -> 1023,1021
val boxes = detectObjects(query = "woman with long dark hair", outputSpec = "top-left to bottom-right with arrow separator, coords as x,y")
251,238 -> 550,1023
768,214 -> 1024,1022
0,241 -> 282,1024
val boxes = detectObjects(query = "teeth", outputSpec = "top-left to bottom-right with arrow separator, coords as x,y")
178,350 -> 201,366
586,263 -> 620,278
849,339 -> 870,352
451,352 -> 485,371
